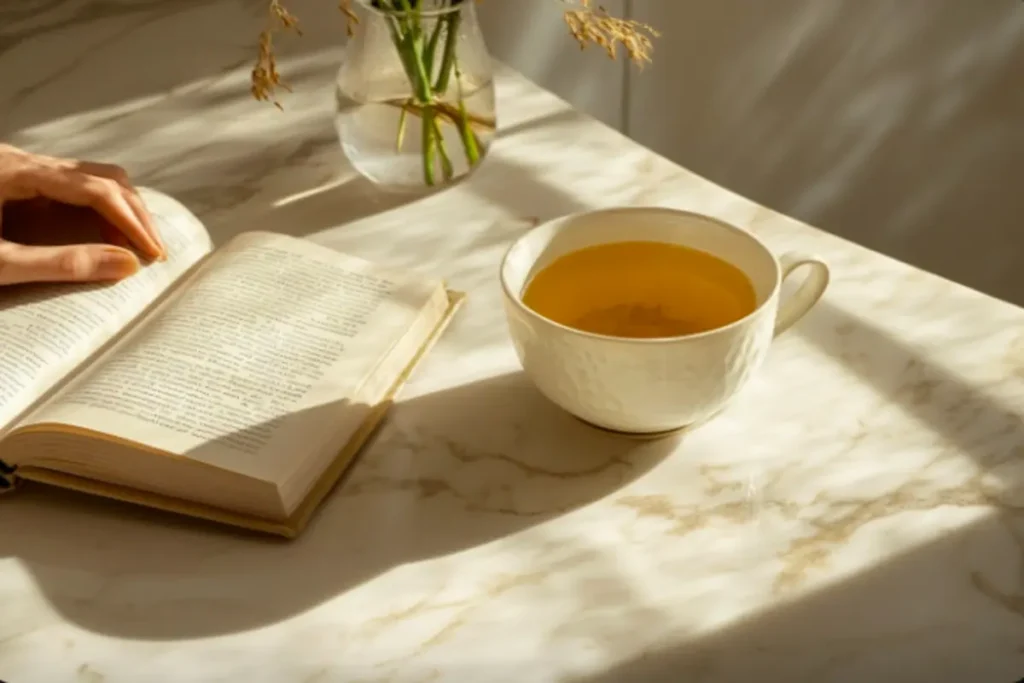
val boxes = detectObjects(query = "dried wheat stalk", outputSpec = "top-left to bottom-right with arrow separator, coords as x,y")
251,0 -> 659,106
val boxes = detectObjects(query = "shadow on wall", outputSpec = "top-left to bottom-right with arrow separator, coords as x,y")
631,0 -> 1024,306
476,0 -> 627,129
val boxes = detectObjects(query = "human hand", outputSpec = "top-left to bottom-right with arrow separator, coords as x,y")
0,144 -> 166,286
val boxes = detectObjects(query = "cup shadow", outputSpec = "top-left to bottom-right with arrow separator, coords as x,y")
0,371 -> 679,640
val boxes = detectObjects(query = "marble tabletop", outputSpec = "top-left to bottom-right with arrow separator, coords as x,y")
3,2 -> 1024,682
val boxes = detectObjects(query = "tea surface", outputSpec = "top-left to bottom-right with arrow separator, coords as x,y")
522,241 -> 757,338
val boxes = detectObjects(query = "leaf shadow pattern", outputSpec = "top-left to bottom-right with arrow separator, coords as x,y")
0,372 -> 679,640
557,296 -> 1024,683
563,511 -> 1024,683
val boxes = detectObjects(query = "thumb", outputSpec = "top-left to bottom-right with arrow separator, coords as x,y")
0,242 -> 140,285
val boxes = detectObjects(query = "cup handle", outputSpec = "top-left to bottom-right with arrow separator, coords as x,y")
774,252 -> 830,337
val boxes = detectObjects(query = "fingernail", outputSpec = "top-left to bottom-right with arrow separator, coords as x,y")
151,224 -> 167,260
136,230 -> 163,261
142,240 -> 163,262
150,232 -> 167,261
97,247 -> 140,279
153,239 -> 168,262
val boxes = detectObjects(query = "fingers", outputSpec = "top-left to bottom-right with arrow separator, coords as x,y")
0,147 -> 166,261
100,222 -> 133,250
74,161 -> 165,259
0,241 -> 139,286
70,161 -> 130,186
28,165 -> 164,261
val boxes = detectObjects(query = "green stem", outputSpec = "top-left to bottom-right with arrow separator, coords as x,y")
455,97 -> 479,165
382,1 -> 478,186
386,9 -> 432,105
385,17 -> 420,94
432,117 -> 454,180
396,0 -> 417,25
386,3 -> 443,185
383,97 -> 495,132
433,11 -> 461,94
424,15 -> 445,78
453,61 -> 480,165
396,106 -> 408,152
422,105 -> 436,186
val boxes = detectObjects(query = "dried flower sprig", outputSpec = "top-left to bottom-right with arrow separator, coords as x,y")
250,0 -> 658,187
251,0 -> 659,107
563,0 -> 659,65
251,0 -> 303,107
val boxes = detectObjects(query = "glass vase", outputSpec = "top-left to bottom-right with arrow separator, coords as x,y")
334,0 -> 497,190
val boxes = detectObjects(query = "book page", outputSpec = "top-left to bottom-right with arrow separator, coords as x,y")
21,231 -> 442,485
0,188 -> 213,431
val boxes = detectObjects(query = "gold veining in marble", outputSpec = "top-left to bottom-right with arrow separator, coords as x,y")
2,2 -> 1024,681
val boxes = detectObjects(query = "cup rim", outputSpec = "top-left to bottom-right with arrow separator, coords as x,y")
499,206 -> 783,344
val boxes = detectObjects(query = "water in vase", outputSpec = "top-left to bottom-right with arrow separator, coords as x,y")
335,78 -> 496,190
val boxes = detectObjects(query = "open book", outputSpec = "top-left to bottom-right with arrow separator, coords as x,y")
0,188 -> 461,538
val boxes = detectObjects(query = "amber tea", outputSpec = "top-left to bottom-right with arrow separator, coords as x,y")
521,241 -> 757,338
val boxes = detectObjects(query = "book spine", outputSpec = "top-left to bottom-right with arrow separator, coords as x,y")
0,460 -> 19,494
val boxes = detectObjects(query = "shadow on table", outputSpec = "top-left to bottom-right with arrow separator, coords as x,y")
127,60 -> 594,248
195,146 -> 591,248
563,298 -> 1024,682
186,126 -> 593,249
797,298 -> 1024,475
1,372 -> 679,640
564,509 -> 1024,683
6,275 -> 1021,673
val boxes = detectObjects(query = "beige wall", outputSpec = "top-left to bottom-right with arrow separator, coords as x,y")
7,0 -> 1020,303
482,1 -> 1024,306
478,0 -> 626,129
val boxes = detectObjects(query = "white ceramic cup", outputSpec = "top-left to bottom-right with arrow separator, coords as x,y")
500,207 -> 830,435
